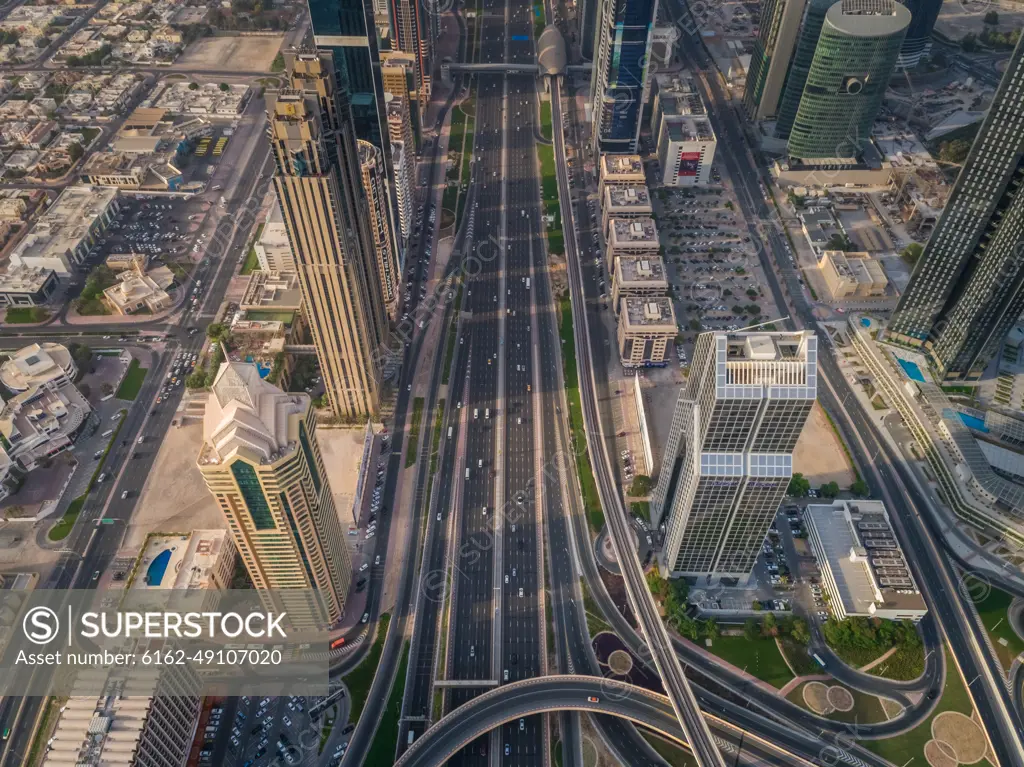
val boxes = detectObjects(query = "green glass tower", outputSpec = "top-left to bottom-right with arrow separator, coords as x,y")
785,0 -> 909,163
774,0 -> 832,140
743,0 -> 807,120
888,37 -> 1024,380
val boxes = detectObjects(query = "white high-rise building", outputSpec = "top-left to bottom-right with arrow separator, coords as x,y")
651,331 -> 817,580
392,139 -> 413,246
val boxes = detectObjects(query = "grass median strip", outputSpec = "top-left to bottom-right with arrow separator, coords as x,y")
406,398 -> 425,467
538,142 -> 563,255
342,613 -> 390,723
364,642 -> 410,765
441,283 -> 463,386
558,295 -> 603,531
429,399 -> 445,476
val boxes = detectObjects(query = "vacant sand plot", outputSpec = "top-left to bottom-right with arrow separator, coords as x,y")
793,402 -> 856,487
827,686 -> 855,712
174,36 -> 284,72
925,740 -> 959,767
126,419 -> 224,550
803,681 -> 832,714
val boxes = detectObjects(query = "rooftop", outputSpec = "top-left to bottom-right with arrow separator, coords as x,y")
0,342 -> 74,393
805,499 -> 927,617
240,271 -> 302,311
622,297 -> 676,329
663,115 -> 715,143
199,362 -> 308,467
610,217 -> 659,245
601,154 -> 644,176
616,255 -> 668,285
0,265 -> 56,293
10,185 -> 118,271
606,185 -> 652,210
133,530 -> 232,590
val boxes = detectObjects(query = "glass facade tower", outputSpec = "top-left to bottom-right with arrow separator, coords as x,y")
888,38 -> 1024,380
590,0 -> 658,155
785,0 -> 909,163
651,332 -> 816,580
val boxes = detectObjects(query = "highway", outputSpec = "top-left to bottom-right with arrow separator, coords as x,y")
395,675 -> 886,767
548,70 -> 727,767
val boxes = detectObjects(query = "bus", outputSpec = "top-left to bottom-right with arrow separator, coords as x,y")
330,637 -> 346,650
812,653 -> 826,668
2,727 -> 10,740
525,277 -> 530,289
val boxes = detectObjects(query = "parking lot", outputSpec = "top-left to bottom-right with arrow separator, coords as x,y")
200,694 -> 340,767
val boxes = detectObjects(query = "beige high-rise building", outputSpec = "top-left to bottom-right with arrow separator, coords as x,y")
198,363 -> 353,624
359,139 -> 401,319
269,52 -> 388,419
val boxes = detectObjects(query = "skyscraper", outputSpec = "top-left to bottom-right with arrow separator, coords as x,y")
897,0 -> 943,69
785,0 -> 909,163
774,0 -> 832,141
651,332 -> 816,580
887,37 -> 1024,380
743,0 -> 807,120
386,0 -> 430,120
270,52 -> 388,418
359,138 -> 401,319
590,0 -> 658,155
308,0 -> 405,268
198,363 -> 353,623
580,0 -> 598,60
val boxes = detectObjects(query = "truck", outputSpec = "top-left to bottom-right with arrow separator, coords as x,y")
812,653 -> 826,668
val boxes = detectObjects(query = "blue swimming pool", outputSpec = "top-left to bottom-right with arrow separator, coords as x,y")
244,355 -> 272,379
896,358 -> 925,383
146,548 -> 172,586
860,318 -> 871,328
958,412 -> 989,433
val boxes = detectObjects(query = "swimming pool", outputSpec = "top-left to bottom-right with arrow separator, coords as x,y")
146,548 -> 172,586
860,318 -> 871,328
958,412 -> 989,433
896,358 -> 926,383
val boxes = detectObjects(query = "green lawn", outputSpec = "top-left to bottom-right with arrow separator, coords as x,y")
703,636 -> 793,689
778,638 -> 819,676
244,310 -> 296,323
539,100 -> 552,141
537,142 -> 563,255
47,496 -> 85,542
429,399 -> 445,476
342,613 -> 390,723
786,681 -> 889,724
630,501 -> 650,522
405,398 -> 425,468
642,734 -> 697,766
864,649 -> 988,764
363,642 -> 409,765
973,587 -> 1024,670
4,307 -> 49,323
441,283 -> 463,386
559,296 -> 602,531
115,359 -> 147,400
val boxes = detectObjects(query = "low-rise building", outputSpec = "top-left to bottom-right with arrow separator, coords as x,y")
0,266 -> 59,307
102,259 -> 174,315
655,113 -> 716,187
0,196 -> 27,221
81,150 -> 183,191
611,255 -> 668,308
240,270 -> 302,314
804,499 -> 928,623
0,343 -> 91,472
602,185 -> 652,236
800,208 -> 839,255
598,154 -> 645,198
819,250 -> 888,299
10,185 -> 120,276
606,217 -> 661,271
152,81 -> 250,117
617,297 -> 676,368
253,201 -> 295,273
133,530 -> 235,591
4,149 -> 40,172
104,253 -> 149,272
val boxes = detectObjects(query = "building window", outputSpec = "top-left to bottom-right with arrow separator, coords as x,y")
230,460 -> 275,530
298,420 -> 323,494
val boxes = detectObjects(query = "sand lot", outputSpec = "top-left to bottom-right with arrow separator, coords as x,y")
793,402 -> 856,488
935,2 -> 1024,39
125,419 -> 224,550
173,35 -> 284,73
